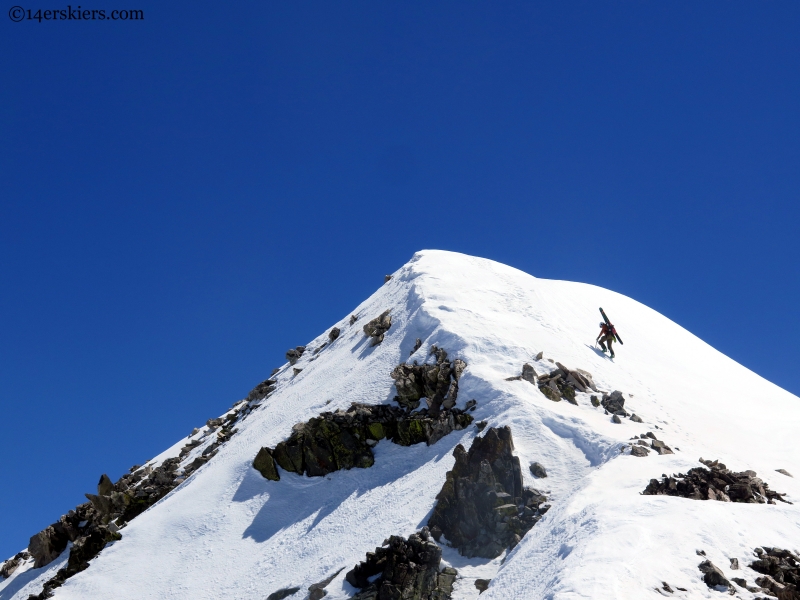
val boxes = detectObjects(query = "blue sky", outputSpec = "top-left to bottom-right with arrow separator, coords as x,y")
1,2 -> 798,559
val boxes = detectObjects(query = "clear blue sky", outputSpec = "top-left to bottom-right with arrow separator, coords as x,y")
1,2 -> 798,559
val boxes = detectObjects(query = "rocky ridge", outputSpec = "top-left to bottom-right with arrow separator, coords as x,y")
643,459 -> 791,504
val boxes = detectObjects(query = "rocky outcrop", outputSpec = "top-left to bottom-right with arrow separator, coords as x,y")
427,427 -> 549,558
247,378 -> 276,402
255,402 -> 474,480
536,363 -> 597,405
0,551 -> 30,579
750,547 -> 800,599
286,346 -> 306,365
643,459 -> 791,503
390,347 -> 464,415
363,310 -> 392,345
345,528 -> 456,600
628,432 -> 673,456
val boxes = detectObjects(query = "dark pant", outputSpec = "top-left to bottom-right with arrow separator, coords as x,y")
599,334 -> 614,353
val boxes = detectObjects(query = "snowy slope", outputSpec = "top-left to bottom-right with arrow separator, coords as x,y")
2,250 -> 798,600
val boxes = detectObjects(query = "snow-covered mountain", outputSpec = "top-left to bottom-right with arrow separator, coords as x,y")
2,250 -> 798,600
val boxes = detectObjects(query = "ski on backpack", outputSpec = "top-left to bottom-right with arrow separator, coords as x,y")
599,308 -> 623,345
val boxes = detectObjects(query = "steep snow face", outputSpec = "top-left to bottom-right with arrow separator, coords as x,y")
2,250 -> 798,600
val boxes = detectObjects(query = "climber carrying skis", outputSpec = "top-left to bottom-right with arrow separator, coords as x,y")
597,308 -> 622,358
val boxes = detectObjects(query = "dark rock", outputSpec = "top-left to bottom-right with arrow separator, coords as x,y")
253,447 -> 280,481
427,427 -> 548,558
699,560 -> 731,589
265,403 -> 472,479
661,582 -> 674,593
286,346 -> 306,365
350,315 -> 358,325
475,578 -> 490,593
363,310 -> 392,345
732,577 -> 747,588
308,568 -> 344,600
519,363 -> 536,384
529,462 -> 547,478
776,469 -> 793,477
464,399 -> 477,411
612,415 -> 622,424
328,327 -> 340,342
267,587 -> 301,600
601,391 -> 627,416
651,440 -> 674,455
730,558 -> 739,570
1,552 -> 30,579
630,445 -> 650,457
28,524 -> 70,568
539,386 -> 561,402
247,379 -> 276,402
475,420 -> 487,431
750,546 -> 800,594
562,386 -> 577,405
346,529 -> 455,600
293,368 -> 303,376
643,461 -> 790,504
630,414 -> 643,423
410,338 -> 422,356
97,474 -> 114,496
390,352 -> 463,415
384,275 -> 392,283
590,395 -> 600,407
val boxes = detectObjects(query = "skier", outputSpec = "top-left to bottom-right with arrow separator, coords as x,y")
597,321 -> 617,358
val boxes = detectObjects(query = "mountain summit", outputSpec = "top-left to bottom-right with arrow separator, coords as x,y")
2,250 -> 798,600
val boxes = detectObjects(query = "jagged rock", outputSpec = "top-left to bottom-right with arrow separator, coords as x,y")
286,346 -> 306,365
529,462 -> 547,478
308,568 -> 344,600
28,524 -> 70,568
475,420 -> 487,431
97,474 -> 114,496
777,469 -> 793,477
267,587 -> 301,600
253,447 -> 280,481
475,579 -> 490,593
384,275 -> 392,283
1,552 -> 29,579
535,351 -> 543,360
427,427 -> 548,558
518,363 -> 535,383
263,403 -> 473,479
363,310 -> 392,345
293,368 -> 303,376
390,351 -> 463,415
651,440 -> 674,455
247,379 -> 276,402
699,560 -> 731,590
328,327 -> 340,342
346,528 -> 455,600
630,445 -> 650,457
643,461 -> 791,504
464,399 -> 477,411
350,314 -> 358,325
410,338 -> 422,356
730,558 -> 739,570
731,577 -> 747,588
601,391 -> 627,416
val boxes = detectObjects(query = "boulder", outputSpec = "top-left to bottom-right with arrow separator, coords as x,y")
601,391 -> 627,416
349,315 -> 358,325
630,445 -> 650,457
246,378 -> 276,402
362,310 -> 392,345
286,346 -> 305,365
698,560 -> 731,590
328,327 -> 340,342
267,587 -> 301,600
529,462 -> 547,478
475,579 -> 490,593
253,447 -> 280,481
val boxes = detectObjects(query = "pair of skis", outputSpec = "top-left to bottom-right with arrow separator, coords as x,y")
599,307 -> 623,345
